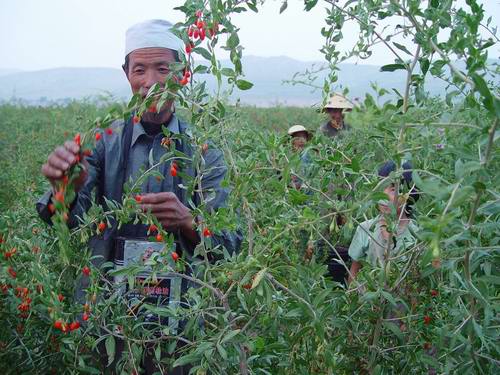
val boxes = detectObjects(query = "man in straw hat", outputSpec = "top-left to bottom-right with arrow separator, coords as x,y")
320,93 -> 354,138
37,19 -> 241,374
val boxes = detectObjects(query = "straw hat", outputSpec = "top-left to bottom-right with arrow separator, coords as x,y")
323,93 -> 354,110
288,125 -> 311,138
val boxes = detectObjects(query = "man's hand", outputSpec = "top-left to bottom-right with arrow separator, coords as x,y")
140,192 -> 200,246
41,141 -> 88,191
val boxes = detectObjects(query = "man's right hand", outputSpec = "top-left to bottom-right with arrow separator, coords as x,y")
41,141 -> 88,192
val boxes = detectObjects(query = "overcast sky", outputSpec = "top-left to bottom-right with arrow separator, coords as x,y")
1,0 -> 498,71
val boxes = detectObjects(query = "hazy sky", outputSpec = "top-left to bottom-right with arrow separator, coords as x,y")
1,0 -> 498,71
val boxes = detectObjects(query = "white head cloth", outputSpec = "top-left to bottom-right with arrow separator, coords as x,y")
125,19 -> 184,57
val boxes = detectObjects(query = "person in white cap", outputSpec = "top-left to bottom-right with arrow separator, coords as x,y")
286,125 -> 315,191
288,124 -> 311,152
37,19 -> 241,374
320,93 -> 354,138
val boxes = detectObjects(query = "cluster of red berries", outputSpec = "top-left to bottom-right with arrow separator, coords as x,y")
187,10 -> 218,44
54,320 -> 80,333
16,287 -> 32,316
94,128 -> 112,141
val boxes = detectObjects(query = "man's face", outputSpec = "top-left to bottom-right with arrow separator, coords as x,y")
327,108 -> 343,126
124,47 -> 177,121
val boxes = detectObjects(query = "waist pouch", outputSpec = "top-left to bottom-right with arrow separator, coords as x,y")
114,237 -> 186,334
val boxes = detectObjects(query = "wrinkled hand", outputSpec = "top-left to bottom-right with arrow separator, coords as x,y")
140,192 -> 194,233
41,140 -> 88,191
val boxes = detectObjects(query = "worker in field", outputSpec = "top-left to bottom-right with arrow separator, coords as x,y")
37,19 -> 241,375
320,93 -> 354,138
287,125 -> 313,190
288,124 -> 311,153
348,161 -> 420,284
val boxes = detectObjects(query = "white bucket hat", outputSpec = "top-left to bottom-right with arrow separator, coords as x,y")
288,125 -> 311,139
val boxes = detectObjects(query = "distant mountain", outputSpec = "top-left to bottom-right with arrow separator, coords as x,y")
0,56 -> 497,106
0,69 -> 23,77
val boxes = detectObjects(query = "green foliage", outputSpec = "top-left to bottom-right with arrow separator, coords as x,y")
0,0 -> 499,374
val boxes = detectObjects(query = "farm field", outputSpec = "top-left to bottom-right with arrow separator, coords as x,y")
0,97 -> 498,374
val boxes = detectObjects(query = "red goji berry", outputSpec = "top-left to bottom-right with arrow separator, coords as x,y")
171,252 -> 179,262
105,128 -> 113,135
82,312 -> 89,321
58,293 -> 64,302
95,132 -> 102,141
193,29 -> 199,39
156,233 -> 163,242
55,191 -> 64,203
98,222 -> 106,232
48,204 -> 55,213
82,149 -> 92,157
82,266 -> 90,276
54,320 -> 63,330
200,28 -> 206,40
74,133 -> 81,146
203,228 -> 212,237
180,76 -> 189,86
430,289 -> 438,297
170,165 -> 177,177
8,267 -> 16,279
423,315 -> 431,325
149,224 -> 158,233
69,321 -> 80,331
185,43 -> 193,54
135,195 -> 142,203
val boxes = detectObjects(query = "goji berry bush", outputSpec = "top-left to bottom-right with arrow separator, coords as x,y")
0,1 -> 499,374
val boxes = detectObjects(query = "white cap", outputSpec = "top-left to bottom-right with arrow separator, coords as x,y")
288,125 -> 311,137
125,19 -> 184,57
324,93 -> 354,110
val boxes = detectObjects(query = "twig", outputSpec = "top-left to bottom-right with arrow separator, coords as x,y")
266,273 -> 317,320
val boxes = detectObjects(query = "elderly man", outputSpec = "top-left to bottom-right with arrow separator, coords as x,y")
37,19 -> 241,374
319,93 -> 354,138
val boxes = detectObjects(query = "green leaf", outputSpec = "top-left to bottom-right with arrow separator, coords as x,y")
251,268 -> 267,289
105,335 -> 115,367
220,68 -> 235,77
304,0 -> 319,11
380,63 -> 406,72
419,58 -> 430,75
221,329 -> 240,344
173,353 -> 199,367
227,33 -> 240,49
247,1 -> 258,12
393,42 -> 412,55
194,47 -> 212,61
236,79 -> 254,90
383,321 -> 403,340
216,343 -> 228,360
280,1 -> 288,13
